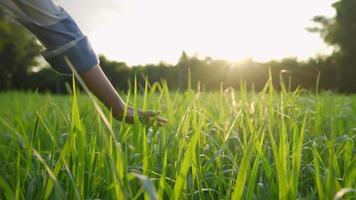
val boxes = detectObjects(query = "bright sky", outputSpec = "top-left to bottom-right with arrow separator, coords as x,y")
58,0 -> 336,65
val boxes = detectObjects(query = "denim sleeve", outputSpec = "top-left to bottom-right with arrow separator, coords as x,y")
0,0 -> 99,74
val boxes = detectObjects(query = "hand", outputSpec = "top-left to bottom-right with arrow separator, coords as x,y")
117,106 -> 168,126
79,66 -> 168,127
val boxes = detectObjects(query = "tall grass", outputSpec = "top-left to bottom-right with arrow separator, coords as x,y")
0,76 -> 355,199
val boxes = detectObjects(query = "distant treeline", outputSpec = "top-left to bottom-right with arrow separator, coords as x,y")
26,53 -> 348,93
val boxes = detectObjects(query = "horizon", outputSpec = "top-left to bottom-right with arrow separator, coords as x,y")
58,0 -> 337,65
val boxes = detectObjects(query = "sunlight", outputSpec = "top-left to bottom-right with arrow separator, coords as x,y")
60,0 -> 336,65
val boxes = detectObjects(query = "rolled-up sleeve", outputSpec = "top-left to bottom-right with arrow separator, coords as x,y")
41,35 -> 98,74
0,0 -> 99,74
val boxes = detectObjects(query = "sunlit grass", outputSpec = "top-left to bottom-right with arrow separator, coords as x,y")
0,78 -> 355,199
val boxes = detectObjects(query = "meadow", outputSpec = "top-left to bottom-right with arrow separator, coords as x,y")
0,79 -> 355,200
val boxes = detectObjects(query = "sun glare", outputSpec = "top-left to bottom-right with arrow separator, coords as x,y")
60,0 -> 336,65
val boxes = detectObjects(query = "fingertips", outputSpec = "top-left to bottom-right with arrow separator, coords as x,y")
158,117 -> 168,123
146,115 -> 168,126
144,110 -> 162,118
143,110 -> 155,117
157,117 -> 169,126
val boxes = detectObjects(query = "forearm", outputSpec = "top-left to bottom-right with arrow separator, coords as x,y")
76,62 -> 168,125
80,65 -> 126,118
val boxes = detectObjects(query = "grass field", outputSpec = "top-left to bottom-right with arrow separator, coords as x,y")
0,79 -> 355,199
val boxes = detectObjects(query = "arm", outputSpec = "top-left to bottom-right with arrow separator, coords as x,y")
0,0 -> 167,125
80,65 -> 168,125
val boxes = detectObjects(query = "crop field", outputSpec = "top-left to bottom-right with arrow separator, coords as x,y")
0,80 -> 355,200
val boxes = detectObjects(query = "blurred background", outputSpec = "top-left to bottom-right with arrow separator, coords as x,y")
1,0 -> 355,93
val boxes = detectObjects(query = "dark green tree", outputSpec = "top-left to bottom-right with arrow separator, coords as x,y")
0,7 -> 41,89
310,0 -> 356,91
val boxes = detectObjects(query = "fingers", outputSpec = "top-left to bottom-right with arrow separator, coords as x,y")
142,110 -> 160,117
141,110 -> 168,126
150,116 -> 168,127
156,116 -> 169,124
142,110 -> 157,118
117,108 -> 168,126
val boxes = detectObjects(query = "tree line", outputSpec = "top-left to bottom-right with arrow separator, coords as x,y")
3,53 -> 343,93
1,0 -> 356,93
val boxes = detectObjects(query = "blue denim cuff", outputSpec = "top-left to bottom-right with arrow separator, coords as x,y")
20,15 -> 84,50
41,36 -> 99,74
